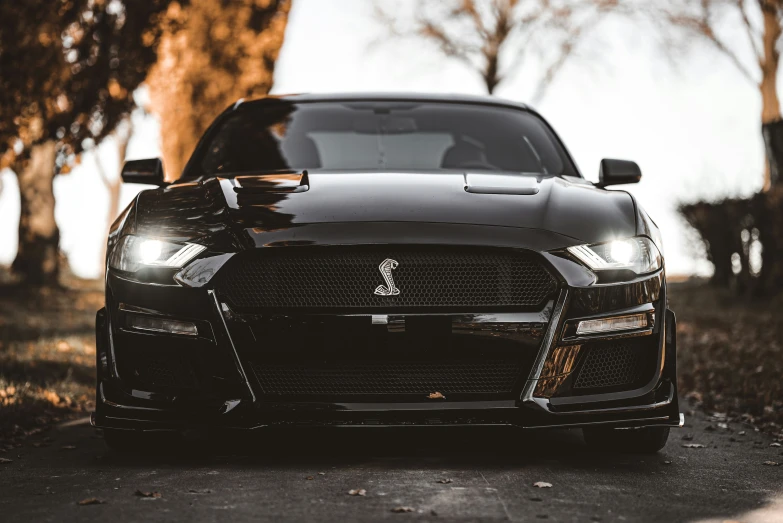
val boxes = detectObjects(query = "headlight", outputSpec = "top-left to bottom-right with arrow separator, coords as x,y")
567,236 -> 661,275
109,235 -> 206,273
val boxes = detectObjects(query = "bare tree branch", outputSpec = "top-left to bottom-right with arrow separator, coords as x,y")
738,0 -> 764,62
376,0 -> 622,97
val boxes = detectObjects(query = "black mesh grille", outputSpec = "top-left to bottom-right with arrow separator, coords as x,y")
214,247 -> 556,311
250,360 -> 522,396
573,338 -> 655,390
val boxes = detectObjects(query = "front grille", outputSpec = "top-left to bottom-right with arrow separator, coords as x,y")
573,338 -> 656,390
250,360 -> 522,396
214,247 -> 557,312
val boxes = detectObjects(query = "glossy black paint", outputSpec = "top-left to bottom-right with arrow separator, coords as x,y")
598,158 -> 642,187
121,158 -> 166,187
95,94 -> 679,433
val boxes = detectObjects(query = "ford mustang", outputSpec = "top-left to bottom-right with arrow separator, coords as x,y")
93,93 -> 681,453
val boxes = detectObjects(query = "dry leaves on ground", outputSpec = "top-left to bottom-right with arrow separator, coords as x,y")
427,392 -> 445,399
682,444 -> 706,449
348,489 -> 366,496
0,457 -> 12,463
77,498 -> 105,505
533,482 -> 552,488
391,506 -> 415,513
134,490 -> 162,498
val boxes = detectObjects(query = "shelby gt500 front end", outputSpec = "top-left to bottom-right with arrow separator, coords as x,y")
93,94 -> 681,453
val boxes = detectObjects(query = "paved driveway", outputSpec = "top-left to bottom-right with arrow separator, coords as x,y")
1,406 -> 781,522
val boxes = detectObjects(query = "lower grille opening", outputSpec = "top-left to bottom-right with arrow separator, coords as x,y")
572,337 -> 658,391
250,360 -> 523,397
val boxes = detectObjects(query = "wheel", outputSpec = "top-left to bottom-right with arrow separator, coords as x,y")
582,426 -> 670,454
103,429 -> 183,453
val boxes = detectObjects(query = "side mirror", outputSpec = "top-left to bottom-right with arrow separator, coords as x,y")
598,159 -> 641,187
121,158 -> 166,186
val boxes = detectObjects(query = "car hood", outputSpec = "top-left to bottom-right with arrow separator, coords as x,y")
134,171 -> 637,248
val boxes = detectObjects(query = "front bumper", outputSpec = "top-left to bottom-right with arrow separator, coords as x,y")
93,256 -> 681,433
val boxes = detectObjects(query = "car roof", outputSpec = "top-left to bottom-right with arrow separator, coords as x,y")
237,92 -> 531,112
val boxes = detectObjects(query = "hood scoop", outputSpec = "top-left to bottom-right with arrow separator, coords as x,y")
464,173 -> 540,195
233,170 -> 309,194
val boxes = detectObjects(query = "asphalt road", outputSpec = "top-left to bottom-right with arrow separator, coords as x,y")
1,405 -> 781,523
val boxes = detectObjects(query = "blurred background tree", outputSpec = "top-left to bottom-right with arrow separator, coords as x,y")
635,0 -> 783,191
376,0 -> 626,102
147,0 -> 292,179
0,0 -> 175,285
634,0 -> 783,293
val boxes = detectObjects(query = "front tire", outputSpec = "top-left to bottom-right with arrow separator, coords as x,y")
583,426 -> 670,454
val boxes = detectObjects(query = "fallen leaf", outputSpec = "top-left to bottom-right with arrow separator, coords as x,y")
533,482 -> 552,488
437,478 -> 452,484
318,472 -> 325,475
427,392 -> 446,400
134,490 -> 162,498
77,498 -> 105,505
682,444 -> 705,449
0,457 -> 12,464
306,476 -> 314,480
391,506 -> 415,513
763,461 -> 780,466
717,423 -> 729,430
770,443 -> 781,448
738,431 -> 746,436
348,489 -> 366,496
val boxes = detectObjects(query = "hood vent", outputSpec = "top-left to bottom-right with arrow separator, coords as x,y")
233,170 -> 309,194
464,173 -> 540,195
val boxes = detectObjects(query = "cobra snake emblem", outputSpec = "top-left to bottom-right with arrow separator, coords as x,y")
374,258 -> 400,296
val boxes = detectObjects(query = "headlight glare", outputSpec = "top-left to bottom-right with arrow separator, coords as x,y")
567,236 -> 661,275
109,235 -> 206,273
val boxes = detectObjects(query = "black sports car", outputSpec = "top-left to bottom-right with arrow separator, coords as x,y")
93,93 -> 681,453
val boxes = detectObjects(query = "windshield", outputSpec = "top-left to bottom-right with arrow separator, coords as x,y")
186,100 -> 577,179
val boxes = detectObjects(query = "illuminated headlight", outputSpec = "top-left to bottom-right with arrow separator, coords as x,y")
567,236 -> 661,275
576,313 -> 649,335
109,235 -> 206,273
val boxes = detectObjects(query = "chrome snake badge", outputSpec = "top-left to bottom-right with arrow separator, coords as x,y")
374,258 -> 400,296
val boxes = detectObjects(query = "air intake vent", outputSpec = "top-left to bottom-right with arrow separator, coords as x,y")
573,338 -> 657,390
213,246 -> 557,312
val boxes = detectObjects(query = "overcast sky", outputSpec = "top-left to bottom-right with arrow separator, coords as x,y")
0,0 -> 767,278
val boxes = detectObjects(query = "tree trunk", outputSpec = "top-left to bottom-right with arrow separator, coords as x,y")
98,128 -> 130,272
147,0 -> 292,179
760,2 -> 782,191
12,140 -> 60,286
